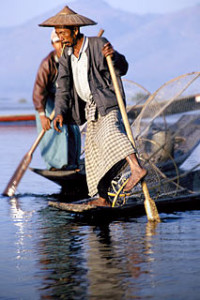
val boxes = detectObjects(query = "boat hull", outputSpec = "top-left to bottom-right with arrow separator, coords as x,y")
30,167 -> 89,200
49,191 -> 200,222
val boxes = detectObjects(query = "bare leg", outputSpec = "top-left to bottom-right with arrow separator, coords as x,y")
124,153 -> 147,192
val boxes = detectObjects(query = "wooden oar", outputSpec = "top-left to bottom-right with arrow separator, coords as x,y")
3,110 -> 55,196
106,55 -> 161,222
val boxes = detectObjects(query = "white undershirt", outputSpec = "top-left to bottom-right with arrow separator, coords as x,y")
70,37 -> 92,103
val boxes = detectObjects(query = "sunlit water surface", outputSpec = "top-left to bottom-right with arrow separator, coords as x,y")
0,125 -> 200,300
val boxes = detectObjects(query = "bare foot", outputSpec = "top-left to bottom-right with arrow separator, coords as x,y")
124,167 -> 147,192
87,197 -> 111,207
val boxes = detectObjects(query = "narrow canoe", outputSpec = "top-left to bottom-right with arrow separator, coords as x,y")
30,167 -> 89,200
0,114 -> 35,122
48,191 -> 200,222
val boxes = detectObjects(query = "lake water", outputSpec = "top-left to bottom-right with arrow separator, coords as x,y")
0,124 -> 200,299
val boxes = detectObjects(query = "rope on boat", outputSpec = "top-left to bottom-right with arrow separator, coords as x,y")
108,179 -> 130,207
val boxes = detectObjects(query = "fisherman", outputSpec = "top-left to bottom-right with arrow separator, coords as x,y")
39,6 -> 147,205
33,29 -> 81,170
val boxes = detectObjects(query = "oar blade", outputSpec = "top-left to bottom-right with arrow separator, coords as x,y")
144,197 -> 161,222
3,153 -> 32,197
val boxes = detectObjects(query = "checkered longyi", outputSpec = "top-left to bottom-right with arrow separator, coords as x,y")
85,109 -> 135,197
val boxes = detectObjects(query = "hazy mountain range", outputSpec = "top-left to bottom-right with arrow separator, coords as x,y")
1,0 -> 200,105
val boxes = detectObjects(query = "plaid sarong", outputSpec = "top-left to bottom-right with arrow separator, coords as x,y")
85,109 -> 135,197
85,98 -> 97,121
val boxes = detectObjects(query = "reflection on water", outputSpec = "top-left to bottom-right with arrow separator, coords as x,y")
9,198 -> 34,262
0,126 -> 200,299
36,208 -> 152,299
0,194 -> 200,299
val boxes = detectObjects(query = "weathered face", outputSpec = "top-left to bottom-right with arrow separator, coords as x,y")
55,27 -> 78,47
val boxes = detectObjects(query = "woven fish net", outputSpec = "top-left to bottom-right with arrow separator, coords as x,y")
80,79 -> 151,158
109,72 -> 200,206
122,78 -> 150,107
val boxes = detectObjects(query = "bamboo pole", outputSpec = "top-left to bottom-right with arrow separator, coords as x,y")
106,55 -> 161,222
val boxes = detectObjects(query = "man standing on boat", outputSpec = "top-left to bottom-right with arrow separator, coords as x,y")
39,6 -> 147,206
33,29 -> 81,171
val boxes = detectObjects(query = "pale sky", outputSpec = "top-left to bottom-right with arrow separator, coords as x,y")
0,0 -> 199,27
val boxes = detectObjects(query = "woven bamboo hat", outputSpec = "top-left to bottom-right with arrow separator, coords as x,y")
39,6 -> 97,27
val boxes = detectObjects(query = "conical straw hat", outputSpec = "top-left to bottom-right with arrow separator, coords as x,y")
39,6 -> 97,27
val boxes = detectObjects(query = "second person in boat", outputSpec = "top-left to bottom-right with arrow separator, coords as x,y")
32,29 -> 81,171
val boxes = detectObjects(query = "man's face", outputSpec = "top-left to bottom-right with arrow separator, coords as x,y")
55,27 -> 78,47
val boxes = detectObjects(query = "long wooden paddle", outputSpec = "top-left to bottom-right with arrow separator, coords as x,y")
3,110 -> 55,196
3,29 -> 105,197
106,55 -> 161,222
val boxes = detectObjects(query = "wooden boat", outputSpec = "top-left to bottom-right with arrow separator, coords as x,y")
48,191 -> 200,222
30,167 -> 89,200
0,114 -> 35,123
30,159 -> 200,221
30,153 -> 200,222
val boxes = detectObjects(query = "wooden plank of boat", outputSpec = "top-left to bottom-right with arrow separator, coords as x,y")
30,167 -> 88,199
0,114 -> 35,122
48,191 -> 200,220
30,167 -> 85,181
